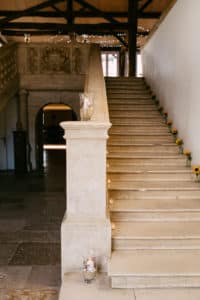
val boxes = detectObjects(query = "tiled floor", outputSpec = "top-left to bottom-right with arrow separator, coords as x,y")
0,150 -> 66,299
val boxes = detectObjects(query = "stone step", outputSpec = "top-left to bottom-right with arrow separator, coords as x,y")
107,87 -> 149,92
107,151 -> 183,163
108,152 -> 181,158
109,129 -> 171,135
108,157 -> 186,166
107,90 -> 150,95
106,81 -> 145,85
108,94 -> 152,99
108,181 -> 199,191
110,198 -> 200,222
107,84 -> 148,88
106,77 -> 144,82
109,250 -> 200,288
108,152 -> 182,159
106,78 -> 200,290
108,171 -> 192,181
109,189 -> 200,200
112,221 -> 200,250
108,104 -> 157,111
106,84 -> 146,89
106,79 -> 145,82
109,123 -> 166,129
107,161 -> 188,174
109,111 -> 161,118
110,118 -> 165,126
107,145 -> 178,153
108,136 -> 174,145
108,99 -> 153,105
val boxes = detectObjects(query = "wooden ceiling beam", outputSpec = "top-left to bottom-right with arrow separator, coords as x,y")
128,0 -> 138,76
0,0 -> 65,25
74,0 -> 119,24
1,29 -> 128,36
1,29 -> 148,37
113,34 -> 128,48
67,0 -> 74,24
0,22 -> 128,31
139,0 -> 153,12
0,10 -> 161,19
51,4 -> 67,20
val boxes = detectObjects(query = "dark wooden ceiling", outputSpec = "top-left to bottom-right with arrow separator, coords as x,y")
0,0 -> 174,48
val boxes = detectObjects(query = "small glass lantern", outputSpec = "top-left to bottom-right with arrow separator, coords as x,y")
83,256 -> 97,283
80,93 -> 94,121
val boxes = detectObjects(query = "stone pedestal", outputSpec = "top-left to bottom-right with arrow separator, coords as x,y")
61,121 -> 111,278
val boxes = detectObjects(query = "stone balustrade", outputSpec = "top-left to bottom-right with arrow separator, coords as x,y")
61,45 -> 111,277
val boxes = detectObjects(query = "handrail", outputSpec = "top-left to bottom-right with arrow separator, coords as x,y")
83,44 -> 110,123
60,44 -> 111,274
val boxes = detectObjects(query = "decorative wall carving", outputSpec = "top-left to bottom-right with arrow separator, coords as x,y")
40,46 -> 70,73
25,43 -> 90,75
0,43 -> 18,92
27,47 -> 38,74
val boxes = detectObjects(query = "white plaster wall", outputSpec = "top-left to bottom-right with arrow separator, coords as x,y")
142,0 -> 200,164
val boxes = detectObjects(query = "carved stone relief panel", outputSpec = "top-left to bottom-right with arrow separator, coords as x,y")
0,45 -> 18,92
40,46 -> 70,73
27,47 -> 39,74
25,43 -> 90,75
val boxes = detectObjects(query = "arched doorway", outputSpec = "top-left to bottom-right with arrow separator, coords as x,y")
35,103 -> 77,172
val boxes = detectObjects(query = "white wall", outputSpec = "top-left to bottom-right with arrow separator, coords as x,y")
142,0 -> 200,164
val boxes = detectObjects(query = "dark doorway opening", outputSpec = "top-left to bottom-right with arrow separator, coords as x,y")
35,103 -> 77,172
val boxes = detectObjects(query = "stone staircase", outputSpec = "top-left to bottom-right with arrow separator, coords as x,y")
106,77 -> 200,289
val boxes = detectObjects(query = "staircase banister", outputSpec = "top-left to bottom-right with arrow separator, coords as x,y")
60,44 -> 111,277
83,44 -> 110,123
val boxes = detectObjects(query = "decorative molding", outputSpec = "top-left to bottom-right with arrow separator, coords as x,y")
27,47 -> 38,74
0,45 -> 18,91
40,46 -> 70,73
0,43 -> 19,110
24,43 -> 89,75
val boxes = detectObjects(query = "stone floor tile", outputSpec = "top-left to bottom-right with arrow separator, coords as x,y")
0,244 -> 19,265
135,288 -> 200,300
26,266 -> 61,288
9,243 -> 60,265
0,219 -> 26,232
0,266 -> 32,289
59,273 -> 135,300
1,288 -> 59,300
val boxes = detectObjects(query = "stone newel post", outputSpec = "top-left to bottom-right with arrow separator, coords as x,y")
61,121 -> 111,278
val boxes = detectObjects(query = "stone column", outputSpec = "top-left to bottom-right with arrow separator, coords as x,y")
60,121 -> 111,277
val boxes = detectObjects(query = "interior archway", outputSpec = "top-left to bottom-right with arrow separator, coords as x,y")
35,103 -> 77,172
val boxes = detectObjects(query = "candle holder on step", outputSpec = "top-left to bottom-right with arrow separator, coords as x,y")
83,256 -> 97,283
